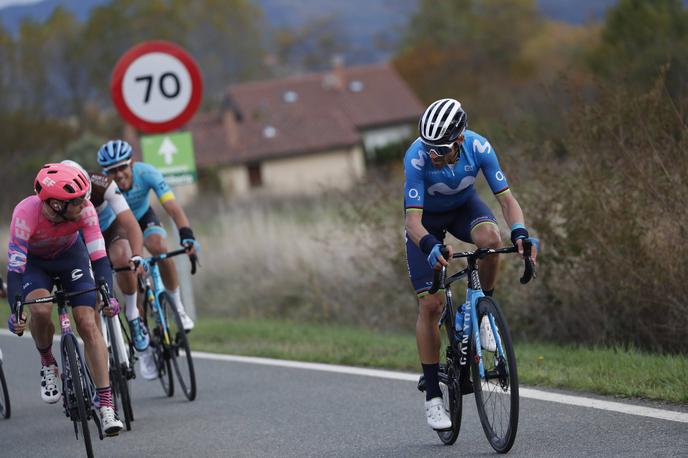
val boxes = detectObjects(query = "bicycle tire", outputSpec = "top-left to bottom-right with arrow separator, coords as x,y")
436,361 -> 462,445
145,288 -> 174,397
64,335 -> 94,458
160,292 -> 197,401
470,297 -> 519,454
117,316 -> 136,422
0,362 -> 10,419
106,316 -> 132,431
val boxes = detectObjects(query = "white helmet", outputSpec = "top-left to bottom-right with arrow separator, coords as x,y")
419,98 -> 467,146
61,159 -> 92,200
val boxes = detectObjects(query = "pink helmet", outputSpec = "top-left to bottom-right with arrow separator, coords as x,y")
34,163 -> 90,201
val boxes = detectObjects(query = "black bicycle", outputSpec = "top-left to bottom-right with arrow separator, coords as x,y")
418,241 -> 535,453
0,344 -> 10,419
15,279 -> 112,458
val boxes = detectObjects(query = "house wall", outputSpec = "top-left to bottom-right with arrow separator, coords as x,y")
360,124 -> 415,159
217,146 -> 365,197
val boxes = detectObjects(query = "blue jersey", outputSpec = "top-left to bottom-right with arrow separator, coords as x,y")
120,162 -> 175,220
403,130 -> 510,213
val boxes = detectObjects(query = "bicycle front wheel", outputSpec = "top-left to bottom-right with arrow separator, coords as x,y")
145,288 -> 174,397
160,293 -> 197,401
471,297 -> 519,454
0,361 -> 10,419
106,316 -> 132,430
64,335 -> 94,458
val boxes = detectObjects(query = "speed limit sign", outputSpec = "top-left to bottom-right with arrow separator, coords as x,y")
111,41 -> 203,133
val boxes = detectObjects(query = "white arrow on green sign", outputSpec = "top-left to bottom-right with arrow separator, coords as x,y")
141,131 -> 197,185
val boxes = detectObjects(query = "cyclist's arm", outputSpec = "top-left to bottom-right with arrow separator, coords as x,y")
105,181 -> 144,257
7,202 -> 34,310
161,199 -> 190,230
115,209 -> 144,258
495,191 -> 525,230
79,202 -> 115,294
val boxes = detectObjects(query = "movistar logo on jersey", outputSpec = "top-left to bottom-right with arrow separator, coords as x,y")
473,139 -> 491,154
411,150 -> 427,171
427,177 -> 475,196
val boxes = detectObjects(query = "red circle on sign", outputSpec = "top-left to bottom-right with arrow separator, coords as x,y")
111,40 -> 203,133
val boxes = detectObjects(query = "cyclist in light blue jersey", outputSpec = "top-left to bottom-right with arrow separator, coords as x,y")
404,98 -> 537,431
97,140 -> 198,338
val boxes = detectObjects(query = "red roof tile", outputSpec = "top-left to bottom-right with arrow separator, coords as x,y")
188,63 -> 423,167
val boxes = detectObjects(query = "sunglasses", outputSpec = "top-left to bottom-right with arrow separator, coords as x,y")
66,196 -> 86,207
424,142 -> 455,157
105,162 -> 130,175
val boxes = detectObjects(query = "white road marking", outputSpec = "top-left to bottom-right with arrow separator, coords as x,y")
2,329 -> 685,423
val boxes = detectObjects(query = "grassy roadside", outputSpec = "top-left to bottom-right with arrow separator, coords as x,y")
188,318 -> 687,405
2,308 -> 686,404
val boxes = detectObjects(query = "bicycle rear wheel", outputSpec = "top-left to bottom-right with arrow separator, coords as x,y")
470,297 -> 519,453
64,335 -> 94,458
0,361 -> 10,419
160,292 -> 197,401
436,360 -> 462,445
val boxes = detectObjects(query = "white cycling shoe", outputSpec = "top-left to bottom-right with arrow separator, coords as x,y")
480,316 -> 497,352
40,364 -> 61,404
138,347 -> 158,380
177,308 -> 195,331
99,406 -> 123,436
425,397 -> 452,430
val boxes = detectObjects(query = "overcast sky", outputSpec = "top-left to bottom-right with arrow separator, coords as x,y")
0,0 -> 42,9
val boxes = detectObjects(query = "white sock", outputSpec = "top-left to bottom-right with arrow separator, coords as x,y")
124,293 -> 139,321
165,287 -> 184,311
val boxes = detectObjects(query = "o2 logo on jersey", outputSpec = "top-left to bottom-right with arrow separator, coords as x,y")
495,171 -> 505,181
408,188 -> 420,200
473,139 -> 491,154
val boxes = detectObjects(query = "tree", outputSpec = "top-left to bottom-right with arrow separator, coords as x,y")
589,0 -> 688,94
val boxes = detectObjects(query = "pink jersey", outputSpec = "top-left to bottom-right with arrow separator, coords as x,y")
8,195 -> 107,274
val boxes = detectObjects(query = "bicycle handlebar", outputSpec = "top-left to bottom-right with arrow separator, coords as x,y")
13,279 -> 110,337
113,244 -> 198,275
428,243 -> 536,295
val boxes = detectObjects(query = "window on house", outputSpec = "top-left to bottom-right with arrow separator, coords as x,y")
248,163 -> 262,188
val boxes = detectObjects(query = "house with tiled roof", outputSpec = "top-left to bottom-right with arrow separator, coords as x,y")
188,62 -> 423,196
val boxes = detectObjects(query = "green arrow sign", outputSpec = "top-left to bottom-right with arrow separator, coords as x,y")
140,131 -> 197,185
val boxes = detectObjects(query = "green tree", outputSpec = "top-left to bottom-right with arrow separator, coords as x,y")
394,0 -> 543,129
590,0 -> 688,94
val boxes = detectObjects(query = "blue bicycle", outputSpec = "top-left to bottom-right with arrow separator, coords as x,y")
133,247 -> 197,401
419,241 -> 535,453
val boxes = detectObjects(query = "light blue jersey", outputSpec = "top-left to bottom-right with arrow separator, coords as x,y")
403,130 -> 510,213
120,162 -> 175,220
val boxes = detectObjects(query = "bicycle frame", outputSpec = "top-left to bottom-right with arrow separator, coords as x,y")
139,253 -> 176,347
437,245 -> 531,380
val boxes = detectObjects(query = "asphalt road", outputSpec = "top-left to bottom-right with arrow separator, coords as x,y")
0,333 -> 686,457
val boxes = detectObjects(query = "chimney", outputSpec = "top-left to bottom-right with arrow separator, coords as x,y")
322,54 -> 346,90
222,93 -> 242,149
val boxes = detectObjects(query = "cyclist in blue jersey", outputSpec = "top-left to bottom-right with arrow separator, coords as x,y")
404,98 -> 537,431
97,140 -> 198,336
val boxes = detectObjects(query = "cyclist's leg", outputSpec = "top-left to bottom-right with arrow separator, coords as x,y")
57,239 -> 108,388
447,193 -> 500,292
23,257 -> 59,402
406,211 -> 449,397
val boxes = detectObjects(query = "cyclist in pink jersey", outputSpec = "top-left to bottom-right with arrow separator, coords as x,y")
6,163 -> 123,436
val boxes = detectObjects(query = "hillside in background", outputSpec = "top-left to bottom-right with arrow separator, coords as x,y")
0,0 -> 622,65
